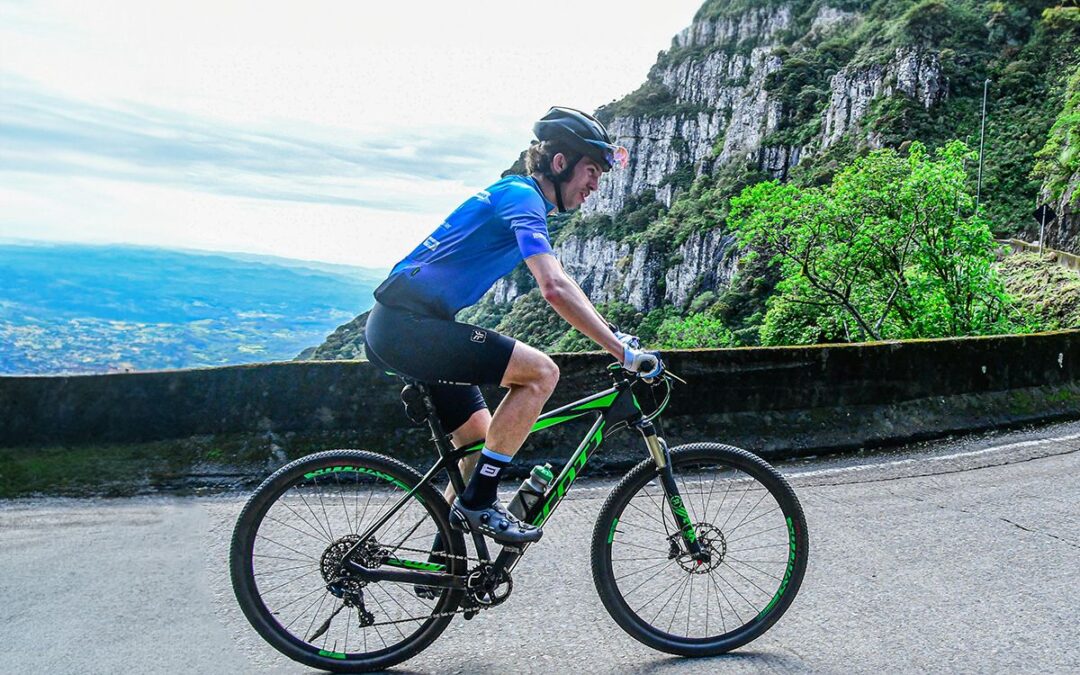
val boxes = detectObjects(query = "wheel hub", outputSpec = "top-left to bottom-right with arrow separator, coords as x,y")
673,523 -> 727,573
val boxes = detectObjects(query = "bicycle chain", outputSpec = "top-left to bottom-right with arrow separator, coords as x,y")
350,544 -> 499,627
385,543 -> 480,565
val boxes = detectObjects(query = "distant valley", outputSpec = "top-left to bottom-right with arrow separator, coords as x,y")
0,242 -> 382,374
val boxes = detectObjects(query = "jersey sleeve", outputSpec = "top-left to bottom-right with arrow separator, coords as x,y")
496,183 -> 554,259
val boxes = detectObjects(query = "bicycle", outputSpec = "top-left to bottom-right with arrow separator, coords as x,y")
230,363 -> 809,672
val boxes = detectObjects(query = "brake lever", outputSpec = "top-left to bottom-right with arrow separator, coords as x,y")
665,370 -> 687,385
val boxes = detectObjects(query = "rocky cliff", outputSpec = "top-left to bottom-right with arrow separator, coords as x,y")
510,1 -> 964,327
1047,173 -> 1080,254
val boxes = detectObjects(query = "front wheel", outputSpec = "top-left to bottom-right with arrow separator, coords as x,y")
591,443 -> 808,656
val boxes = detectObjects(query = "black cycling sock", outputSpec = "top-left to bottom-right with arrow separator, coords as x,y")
459,448 -> 512,509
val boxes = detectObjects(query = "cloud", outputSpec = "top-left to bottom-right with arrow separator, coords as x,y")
0,79 -> 518,212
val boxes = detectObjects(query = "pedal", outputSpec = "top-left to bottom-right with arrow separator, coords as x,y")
462,596 -> 479,620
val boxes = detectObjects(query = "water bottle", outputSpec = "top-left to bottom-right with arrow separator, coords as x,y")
508,464 -> 554,520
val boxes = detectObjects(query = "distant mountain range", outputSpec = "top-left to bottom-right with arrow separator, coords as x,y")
0,241 -> 384,375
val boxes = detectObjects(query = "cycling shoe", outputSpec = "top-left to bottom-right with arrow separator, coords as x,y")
449,498 -> 543,545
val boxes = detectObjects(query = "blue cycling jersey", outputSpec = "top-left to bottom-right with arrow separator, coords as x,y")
374,175 -> 556,319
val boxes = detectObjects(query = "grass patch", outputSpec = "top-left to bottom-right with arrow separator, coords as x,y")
998,252 -> 1080,330
0,430 -> 389,498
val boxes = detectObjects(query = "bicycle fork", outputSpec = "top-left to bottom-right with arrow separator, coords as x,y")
637,420 -> 709,563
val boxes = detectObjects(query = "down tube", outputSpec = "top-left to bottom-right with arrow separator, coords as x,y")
528,416 -> 606,528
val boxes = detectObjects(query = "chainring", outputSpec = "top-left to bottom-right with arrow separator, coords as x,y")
465,563 -> 513,608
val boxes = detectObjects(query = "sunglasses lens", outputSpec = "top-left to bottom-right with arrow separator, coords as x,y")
608,146 -> 629,169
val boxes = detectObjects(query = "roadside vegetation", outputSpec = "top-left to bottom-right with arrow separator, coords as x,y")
727,141 -> 1030,344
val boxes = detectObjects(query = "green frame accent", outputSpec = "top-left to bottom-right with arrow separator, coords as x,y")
531,419 -> 606,527
459,389 -> 626,454
303,465 -> 424,504
384,557 -> 446,572
669,495 -> 698,543
758,516 -> 797,618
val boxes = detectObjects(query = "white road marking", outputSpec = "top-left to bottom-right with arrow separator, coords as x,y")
787,432 -> 1080,480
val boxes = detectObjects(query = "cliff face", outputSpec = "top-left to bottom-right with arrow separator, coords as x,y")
490,228 -> 739,312
593,16 -> 950,218
821,47 -> 948,150
1048,173 -> 1080,254
584,5 -> 793,216
559,2 -> 955,318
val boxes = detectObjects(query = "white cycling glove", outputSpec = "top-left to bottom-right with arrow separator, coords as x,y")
614,330 -> 663,378
614,330 -> 640,350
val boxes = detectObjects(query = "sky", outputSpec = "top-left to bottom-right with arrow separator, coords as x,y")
0,0 -> 703,269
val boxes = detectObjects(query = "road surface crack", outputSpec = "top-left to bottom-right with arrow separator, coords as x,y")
997,517 -> 1080,549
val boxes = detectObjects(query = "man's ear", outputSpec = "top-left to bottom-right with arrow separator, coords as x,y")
551,152 -> 567,174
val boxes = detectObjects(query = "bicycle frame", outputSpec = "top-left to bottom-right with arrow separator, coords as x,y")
341,367 -> 704,591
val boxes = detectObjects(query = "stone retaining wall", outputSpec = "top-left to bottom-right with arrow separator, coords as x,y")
1001,239 -> 1080,272
2,332 -> 1078,483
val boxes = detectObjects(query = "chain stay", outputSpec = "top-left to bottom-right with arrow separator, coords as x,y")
329,544 -> 496,629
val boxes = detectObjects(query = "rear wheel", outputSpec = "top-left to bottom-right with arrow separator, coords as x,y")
230,450 -> 466,672
591,443 -> 808,656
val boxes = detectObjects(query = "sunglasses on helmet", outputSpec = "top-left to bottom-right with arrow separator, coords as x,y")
606,145 -> 630,170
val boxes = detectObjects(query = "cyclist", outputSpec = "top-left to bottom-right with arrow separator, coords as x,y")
363,106 -> 662,546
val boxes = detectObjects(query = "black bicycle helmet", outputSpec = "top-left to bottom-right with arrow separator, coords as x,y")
533,106 -> 627,171
532,106 -> 628,212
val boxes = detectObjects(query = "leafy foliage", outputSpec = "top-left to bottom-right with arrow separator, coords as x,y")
655,312 -> 739,349
728,141 -> 1027,344
1032,57 -> 1080,204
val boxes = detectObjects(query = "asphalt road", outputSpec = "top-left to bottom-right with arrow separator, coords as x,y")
2,420 -> 1078,674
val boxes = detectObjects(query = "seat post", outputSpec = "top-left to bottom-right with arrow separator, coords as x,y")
408,381 -> 456,458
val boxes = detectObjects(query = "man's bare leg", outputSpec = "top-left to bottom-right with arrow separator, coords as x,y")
443,409 -> 490,504
445,342 -> 557,544
440,337 -> 559,503
486,342 -> 559,456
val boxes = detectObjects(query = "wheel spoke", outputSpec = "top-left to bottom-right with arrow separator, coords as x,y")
612,557 -> 674,582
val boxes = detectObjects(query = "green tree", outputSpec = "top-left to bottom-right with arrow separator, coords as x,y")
728,141 -> 1024,344
655,313 -> 738,349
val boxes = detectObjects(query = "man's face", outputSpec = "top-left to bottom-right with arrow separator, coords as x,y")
554,154 -> 605,210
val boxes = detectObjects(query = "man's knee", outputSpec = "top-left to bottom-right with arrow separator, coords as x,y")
536,356 -> 559,394
503,344 -> 560,394
451,409 -> 491,448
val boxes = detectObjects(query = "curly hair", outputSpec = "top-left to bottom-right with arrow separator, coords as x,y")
525,140 -> 583,178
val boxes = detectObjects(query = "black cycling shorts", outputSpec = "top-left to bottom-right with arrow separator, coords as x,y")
363,301 -> 517,433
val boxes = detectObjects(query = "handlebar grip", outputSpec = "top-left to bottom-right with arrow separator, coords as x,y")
640,354 -> 659,371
